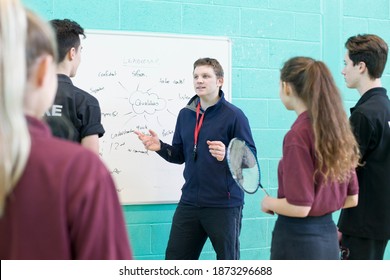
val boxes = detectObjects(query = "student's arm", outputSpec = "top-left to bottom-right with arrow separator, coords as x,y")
342,194 -> 358,209
343,170 -> 359,209
261,196 -> 311,217
350,112 -> 374,158
81,134 -> 99,155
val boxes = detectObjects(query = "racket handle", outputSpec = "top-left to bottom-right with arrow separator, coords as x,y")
259,183 -> 269,196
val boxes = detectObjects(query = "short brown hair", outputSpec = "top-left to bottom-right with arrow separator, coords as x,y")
345,34 -> 388,79
50,19 -> 85,63
193,57 -> 224,78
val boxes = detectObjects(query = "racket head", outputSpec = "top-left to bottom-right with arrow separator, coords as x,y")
226,137 -> 261,194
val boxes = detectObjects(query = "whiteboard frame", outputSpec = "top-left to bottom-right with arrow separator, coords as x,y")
84,29 -> 232,102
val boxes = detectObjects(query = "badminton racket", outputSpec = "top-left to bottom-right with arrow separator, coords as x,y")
226,137 -> 268,195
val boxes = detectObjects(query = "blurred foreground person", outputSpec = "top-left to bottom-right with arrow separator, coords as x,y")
0,0 -> 132,259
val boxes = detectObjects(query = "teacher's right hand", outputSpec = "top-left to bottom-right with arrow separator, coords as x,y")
134,129 -> 161,151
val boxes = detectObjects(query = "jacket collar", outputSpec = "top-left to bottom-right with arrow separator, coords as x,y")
186,89 -> 225,112
351,87 -> 387,113
57,74 -> 73,84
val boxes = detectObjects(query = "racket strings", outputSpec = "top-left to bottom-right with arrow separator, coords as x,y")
228,138 -> 261,194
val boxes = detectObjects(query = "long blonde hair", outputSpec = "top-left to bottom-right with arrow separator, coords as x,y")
0,0 -> 57,217
280,57 -> 360,183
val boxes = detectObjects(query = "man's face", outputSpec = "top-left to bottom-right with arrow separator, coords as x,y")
341,51 -> 361,89
193,65 -> 223,98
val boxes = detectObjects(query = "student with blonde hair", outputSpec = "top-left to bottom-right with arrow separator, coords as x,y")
261,57 -> 360,259
0,0 -> 132,259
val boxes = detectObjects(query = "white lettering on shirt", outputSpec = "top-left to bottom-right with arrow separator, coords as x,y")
45,104 -> 63,116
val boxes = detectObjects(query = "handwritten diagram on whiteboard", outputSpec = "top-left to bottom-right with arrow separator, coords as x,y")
72,30 -> 231,204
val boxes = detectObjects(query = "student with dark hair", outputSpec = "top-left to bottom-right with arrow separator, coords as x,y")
261,57 -> 360,259
135,58 -> 256,260
45,18 -> 104,154
0,0 -> 132,260
338,34 -> 390,260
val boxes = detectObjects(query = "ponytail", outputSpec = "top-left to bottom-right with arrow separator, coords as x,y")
280,57 -> 360,182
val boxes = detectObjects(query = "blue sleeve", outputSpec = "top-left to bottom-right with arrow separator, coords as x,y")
155,111 -> 185,164
233,109 -> 257,157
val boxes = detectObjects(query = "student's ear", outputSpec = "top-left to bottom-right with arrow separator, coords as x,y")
358,61 -> 367,74
36,55 -> 53,87
217,77 -> 224,87
283,82 -> 292,96
68,47 -> 77,61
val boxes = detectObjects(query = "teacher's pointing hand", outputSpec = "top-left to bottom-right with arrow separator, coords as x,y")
135,129 -> 161,151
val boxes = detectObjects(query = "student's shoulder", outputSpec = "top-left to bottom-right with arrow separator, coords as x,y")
72,85 -> 100,105
73,85 -> 96,99
34,134 -> 93,158
31,136 -> 113,199
34,136 -> 108,178
56,76 -> 97,103
284,122 -> 313,149
353,96 -> 389,120
221,99 -> 248,117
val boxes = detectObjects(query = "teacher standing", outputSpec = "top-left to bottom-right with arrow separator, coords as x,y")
135,57 -> 256,260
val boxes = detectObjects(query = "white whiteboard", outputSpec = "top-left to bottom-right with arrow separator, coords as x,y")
72,30 -> 232,204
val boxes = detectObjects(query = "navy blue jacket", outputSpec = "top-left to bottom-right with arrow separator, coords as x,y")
157,90 -> 256,207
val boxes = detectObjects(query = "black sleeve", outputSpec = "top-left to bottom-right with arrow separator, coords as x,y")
350,111 -> 375,160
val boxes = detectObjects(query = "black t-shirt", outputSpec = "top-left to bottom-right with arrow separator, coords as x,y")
45,74 -> 105,142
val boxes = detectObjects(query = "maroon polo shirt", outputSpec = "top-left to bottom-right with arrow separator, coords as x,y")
0,116 -> 132,259
277,111 -> 358,216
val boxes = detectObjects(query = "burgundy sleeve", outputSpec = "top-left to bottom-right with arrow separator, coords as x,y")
67,152 -> 133,260
347,170 -> 359,196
